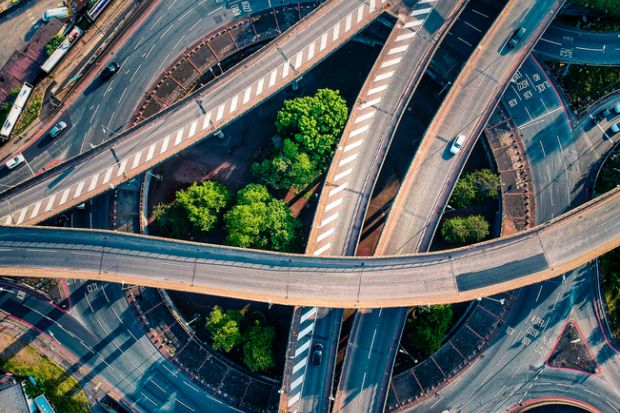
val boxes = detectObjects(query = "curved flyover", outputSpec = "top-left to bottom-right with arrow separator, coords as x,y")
0,186 -> 619,308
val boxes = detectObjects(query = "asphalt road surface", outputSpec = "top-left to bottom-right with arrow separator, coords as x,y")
0,186 -> 618,307
0,0 -> 321,189
376,0 -> 563,256
0,0 -> 382,226
535,23 -> 620,65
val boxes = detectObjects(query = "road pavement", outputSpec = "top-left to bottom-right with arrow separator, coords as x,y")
0,0 -> 322,190
0,279 -> 241,412
376,0 -> 564,256
0,186 -> 618,308
0,0 -> 384,226
536,23 -> 620,65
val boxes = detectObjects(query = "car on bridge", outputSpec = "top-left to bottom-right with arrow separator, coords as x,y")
449,134 -> 466,155
507,27 -> 527,48
101,62 -> 120,80
311,343 -> 323,365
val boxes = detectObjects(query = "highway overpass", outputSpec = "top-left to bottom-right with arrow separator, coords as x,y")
0,185 -> 618,308
0,0 -> 388,226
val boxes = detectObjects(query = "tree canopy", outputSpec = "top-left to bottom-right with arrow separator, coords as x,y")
254,89 -> 348,191
406,305 -> 453,356
154,180 -> 231,238
206,306 -> 243,353
242,321 -> 276,372
441,215 -> 490,244
224,184 -> 301,251
450,169 -> 500,209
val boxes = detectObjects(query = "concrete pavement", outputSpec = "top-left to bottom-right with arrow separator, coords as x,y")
536,23 -> 620,65
0,185 -> 619,307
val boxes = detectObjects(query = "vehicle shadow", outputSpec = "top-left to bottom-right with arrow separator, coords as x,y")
83,76 -> 106,96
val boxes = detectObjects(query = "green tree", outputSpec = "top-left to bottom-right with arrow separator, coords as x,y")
154,181 -> 230,238
441,215 -> 489,244
224,184 -> 301,251
472,169 -> 500,202
254,89 -> 349,191
45,34 -> 65,56
573,0 -> 620,18
601,248 -> 620,337
252,140 -> 319,191
206,306 -> 243,353
450,169 -> 500,209
242,321 -> 276,372
406,305 -> 453,355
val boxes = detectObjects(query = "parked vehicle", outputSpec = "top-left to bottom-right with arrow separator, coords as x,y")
611,123 -> 620,133
42,7 -> 70,22
449,134 -> 465,155
101,62 -> 120,80
507,27 -> 527,48
5,154 -> 25,170
311,343 -> 323,365
49,121 -> 67,138
614,103 -> 620,114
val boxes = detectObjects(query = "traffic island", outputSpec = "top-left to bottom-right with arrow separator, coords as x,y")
546,321 -> 599,375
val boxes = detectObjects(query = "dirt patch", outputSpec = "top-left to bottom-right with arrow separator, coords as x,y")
547,322 -> 598,374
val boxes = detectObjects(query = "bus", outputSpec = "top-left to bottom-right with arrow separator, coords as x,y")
0,82 -> 33,141
40,26 -> 83,74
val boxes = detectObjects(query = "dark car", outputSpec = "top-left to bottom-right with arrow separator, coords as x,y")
311,343 -> 323,365
101,62 -> 120,80
507,27 -> 527,48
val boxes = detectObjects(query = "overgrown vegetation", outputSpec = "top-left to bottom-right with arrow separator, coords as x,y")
45,34 -> 65,56
13,91 -> 43,136
224,184 -> 301,251
405,305 -> 453,356
547,62 -> 620,111
441,215 -> 490,244
0,87 -> 20,127
450,169 -> 500,209
595,149 -> 620,194
205,306 -> 276,372
0,345 -> 90,413
252,89 -> 348,191
573,0 -> 620,18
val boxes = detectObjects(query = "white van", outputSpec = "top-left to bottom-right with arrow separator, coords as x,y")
42,7 -> 70,22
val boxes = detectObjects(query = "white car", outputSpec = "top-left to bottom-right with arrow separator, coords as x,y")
449,134 -> 465,155
5,154 -> 25,169
611,123 -> 620,133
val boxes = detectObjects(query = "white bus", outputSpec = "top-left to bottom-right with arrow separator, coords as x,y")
0,82 -> 33,141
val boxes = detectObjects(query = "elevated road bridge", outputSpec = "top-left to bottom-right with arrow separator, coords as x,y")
0,185 -> 618,308
0,0 -> 389,226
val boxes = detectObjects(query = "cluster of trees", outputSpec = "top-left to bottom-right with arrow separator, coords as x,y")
574,0 -> 620,17
154,181 -> 301,252
441,215 -> 490,244
253,89 -> 348,191
450,169 -> 500,209
405,305 -> 453,356
206,306 -> 276,372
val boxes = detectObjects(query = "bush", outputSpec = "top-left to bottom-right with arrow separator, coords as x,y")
45,34 -> 65,56
406,305 -> 453,356
450,169 -> 500,209
13,97 -> 42,136
601,248 -> 620,337
254,89 -> 348,191
441,215 -> 490,244
224,184 -> 301,251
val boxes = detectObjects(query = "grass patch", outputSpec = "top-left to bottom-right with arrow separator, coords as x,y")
12,91 -> 43,137
0,344 -> 90,413
546,62 -> 620,111
600,249 -> 620,338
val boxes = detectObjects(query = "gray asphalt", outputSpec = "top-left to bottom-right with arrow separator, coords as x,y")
0,0 -> 322,190
0,0 -> 381,226
0,186 -> 618,308
536,23 -> 620,65
376,0 -> 564,256
0,279 -> 240,412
